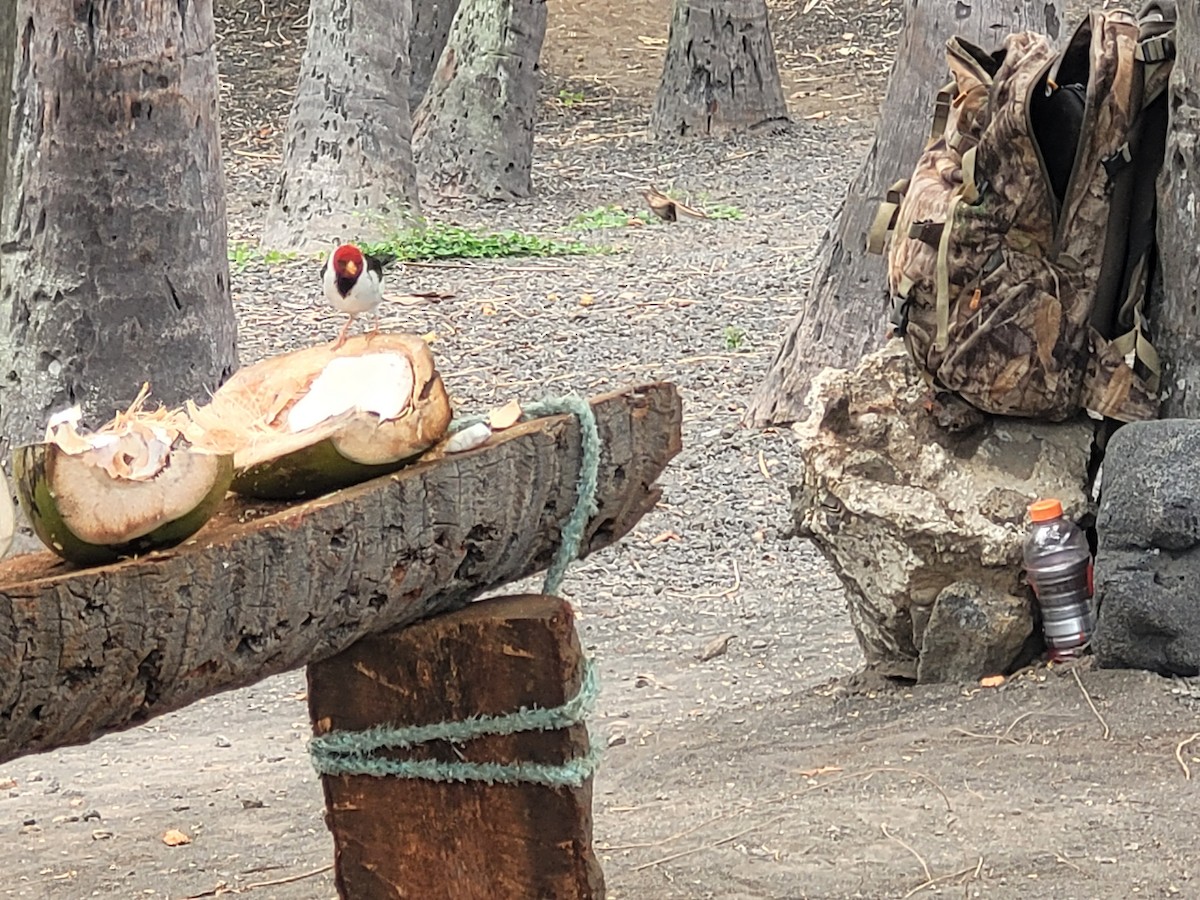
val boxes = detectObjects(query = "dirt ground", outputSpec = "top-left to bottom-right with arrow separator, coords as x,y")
3,1 -> 1200,899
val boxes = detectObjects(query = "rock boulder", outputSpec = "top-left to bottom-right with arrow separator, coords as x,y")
791,343 -> 1095,682
1093,419 -> 1200,676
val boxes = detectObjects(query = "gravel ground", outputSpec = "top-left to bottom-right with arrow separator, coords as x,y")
3,2 -> 1199,898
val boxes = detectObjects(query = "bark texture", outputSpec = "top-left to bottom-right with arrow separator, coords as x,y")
410,0 -> 461,111
262,0 -> 420,252
0,0 -> 239,464
1153,1 -> 1200,417
310,595 -> 606,899
0,0 -> 15,207
0,383 -> 682,765
651,0 -> 788,139
744,0 -> 1066,427
413,0 -> 548,200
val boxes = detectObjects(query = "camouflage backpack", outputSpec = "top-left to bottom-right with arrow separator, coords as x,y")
867,4 -> 1176,423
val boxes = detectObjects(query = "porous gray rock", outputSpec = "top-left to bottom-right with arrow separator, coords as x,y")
1093,419 -> 1200,675
917,582 -> 1033,683
792,344 -> 1095,682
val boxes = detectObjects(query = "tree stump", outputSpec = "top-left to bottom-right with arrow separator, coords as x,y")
0,0 -> 240,463
650,0 -> 788,139
261,0 -> 421,252
412,0 -> 548,200
410,0 -> 462,112
744,0 -> 1066,427
308,594 -> 605,899
1153,1 -> 1200,418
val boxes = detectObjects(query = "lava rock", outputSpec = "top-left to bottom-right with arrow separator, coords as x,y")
917,582 -> 1033,683
1094,419 -> 1200,675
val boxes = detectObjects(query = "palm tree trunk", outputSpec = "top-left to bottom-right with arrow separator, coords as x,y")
411,0 -> 462,111
651,0 -> 788,139
412,0 -> 548,200
262,0 -> 421,252
0,0 -> 238,463
1152,1 -> 1200,417
0,0 -> 16,209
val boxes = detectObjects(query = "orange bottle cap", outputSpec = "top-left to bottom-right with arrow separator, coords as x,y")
1028,498 -> 1064,522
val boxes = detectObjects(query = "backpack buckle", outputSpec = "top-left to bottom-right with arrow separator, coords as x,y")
1137,35 -> 1175,64
890,295 -> 911,336
1102,143 -> 1134,179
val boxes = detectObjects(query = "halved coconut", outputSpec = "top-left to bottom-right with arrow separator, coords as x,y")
186,333 -> 452,501
12,389 -> 234,567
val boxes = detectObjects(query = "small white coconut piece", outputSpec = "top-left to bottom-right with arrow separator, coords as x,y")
445,422 -> 494,454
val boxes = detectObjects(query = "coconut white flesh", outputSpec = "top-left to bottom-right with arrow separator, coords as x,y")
0,468 -> 14,560
286,354 -> 415,433
44,399 -> 185,482
50,447 -> 225,546
185,334 -> 448,472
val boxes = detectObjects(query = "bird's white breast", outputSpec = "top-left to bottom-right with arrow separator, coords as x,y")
323,262 -> 384,315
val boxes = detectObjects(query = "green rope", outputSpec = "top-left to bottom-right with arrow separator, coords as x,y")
309,658 -> 601,788
449,394 -> 601,597
307,396 -> 605,787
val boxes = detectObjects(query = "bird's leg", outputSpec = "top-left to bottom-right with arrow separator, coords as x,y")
334,315 -> 354,349
369,309 -> 381,340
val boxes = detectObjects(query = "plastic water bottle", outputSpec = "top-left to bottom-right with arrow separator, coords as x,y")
1023,498 -> 1095,660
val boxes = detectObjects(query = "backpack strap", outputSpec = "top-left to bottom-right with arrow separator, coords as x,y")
929,80 -> 957,141
866,178 -> 910,255
933,193 -> 965,351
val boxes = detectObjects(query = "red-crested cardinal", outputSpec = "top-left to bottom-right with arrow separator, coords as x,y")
321,243 -> 391,348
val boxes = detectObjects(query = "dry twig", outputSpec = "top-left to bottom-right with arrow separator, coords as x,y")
1071,668 -> 1111,740
901,858 -> 985,898
180,864 -> 333,898
1175,732 -> 1200,780
882,824 -> 931,882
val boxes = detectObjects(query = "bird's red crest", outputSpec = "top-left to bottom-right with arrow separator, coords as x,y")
332,243 -> 365,277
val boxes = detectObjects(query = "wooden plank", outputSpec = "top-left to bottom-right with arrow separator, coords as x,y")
309,594 -> 605,899
0,382 -> 681,765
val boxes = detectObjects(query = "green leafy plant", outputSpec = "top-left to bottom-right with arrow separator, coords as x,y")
557,89 -> 586,107
361,223 -> 592,261
261,248 -> 299,265
705,203 -> 745,221
724,326 -> 748,351
227,242 -> 299,271
227,241 -> 256,272
571,205 -> 650,230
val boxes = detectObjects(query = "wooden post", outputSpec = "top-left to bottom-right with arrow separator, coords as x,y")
307,594 -> 606,900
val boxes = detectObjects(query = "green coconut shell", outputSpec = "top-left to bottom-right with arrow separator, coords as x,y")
12,443 -> 234,568
231,438 -> 424,501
